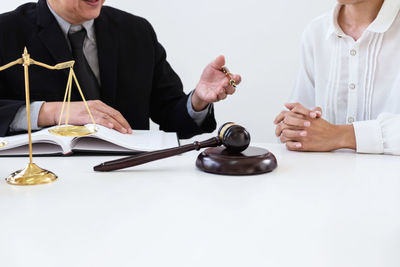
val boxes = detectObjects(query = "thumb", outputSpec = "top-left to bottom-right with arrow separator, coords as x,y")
210,55 -> 225,69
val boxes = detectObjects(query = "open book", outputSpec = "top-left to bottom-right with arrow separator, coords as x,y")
0,124 -> 179,156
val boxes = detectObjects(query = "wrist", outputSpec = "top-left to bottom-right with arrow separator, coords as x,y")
191,90 -> 208,112
38,102 -> 60,127
336,124 -> 356,150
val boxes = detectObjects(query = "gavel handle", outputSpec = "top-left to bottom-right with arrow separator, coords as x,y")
93,137 -> 221,172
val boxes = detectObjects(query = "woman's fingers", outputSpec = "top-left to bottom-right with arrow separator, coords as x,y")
286,141 -> 303,151
285,102 -> 322,119
274,110 -> 304,124
283,115 -> 311,128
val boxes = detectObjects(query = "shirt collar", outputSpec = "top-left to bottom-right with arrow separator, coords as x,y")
326,0 -> 400,40
326,4 -> 345,40
367,0 -> 400,33
46,0 -> 96,42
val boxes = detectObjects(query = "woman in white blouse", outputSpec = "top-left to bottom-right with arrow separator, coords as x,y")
274,0 -> 400,155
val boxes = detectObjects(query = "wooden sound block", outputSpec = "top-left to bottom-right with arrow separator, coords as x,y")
196,146 -> 277,175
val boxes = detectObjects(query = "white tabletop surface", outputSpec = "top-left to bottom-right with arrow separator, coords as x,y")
0,143 -> 399,267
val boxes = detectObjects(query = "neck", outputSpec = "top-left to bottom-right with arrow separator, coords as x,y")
338,0 -> 384,40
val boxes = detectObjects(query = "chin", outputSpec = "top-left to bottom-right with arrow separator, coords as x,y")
80,0 -> 103,19
80,8 -> 102,20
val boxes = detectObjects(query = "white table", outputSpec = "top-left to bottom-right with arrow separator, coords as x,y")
0,143 -> 399,267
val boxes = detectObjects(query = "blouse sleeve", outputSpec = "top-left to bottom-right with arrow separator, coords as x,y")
289,28 -> 316,109
353,113 -> 400,155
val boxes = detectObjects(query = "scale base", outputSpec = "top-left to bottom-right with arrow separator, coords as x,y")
6,163 -> 58,186
196,146 -> 277,175
49,125 -> 97,137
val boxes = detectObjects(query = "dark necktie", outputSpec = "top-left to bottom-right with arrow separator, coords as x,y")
68,28 -> 100,100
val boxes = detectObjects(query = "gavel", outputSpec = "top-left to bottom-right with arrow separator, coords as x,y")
93,122 -> 251,172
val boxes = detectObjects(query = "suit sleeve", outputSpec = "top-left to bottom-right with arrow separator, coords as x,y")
0,22 -> 26,137
0,99 -> 26,136
0,57 -> 25,137
146,22 -> 216,139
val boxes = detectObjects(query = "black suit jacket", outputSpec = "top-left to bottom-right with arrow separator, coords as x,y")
0,0 -> 216,138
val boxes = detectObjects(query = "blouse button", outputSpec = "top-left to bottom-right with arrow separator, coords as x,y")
348,117 -> 355,123
349,83 -> 356,90
350,49 -> 357,56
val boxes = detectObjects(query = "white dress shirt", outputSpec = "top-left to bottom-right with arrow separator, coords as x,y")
10,0 -> 210,132
290,0 -> 400,155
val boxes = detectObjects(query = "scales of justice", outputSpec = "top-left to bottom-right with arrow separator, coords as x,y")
0,47 -> 97,185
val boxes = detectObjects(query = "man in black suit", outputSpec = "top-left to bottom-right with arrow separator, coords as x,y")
0,0 -> 241,138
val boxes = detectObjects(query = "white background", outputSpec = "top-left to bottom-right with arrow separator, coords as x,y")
0,0 -> 333,142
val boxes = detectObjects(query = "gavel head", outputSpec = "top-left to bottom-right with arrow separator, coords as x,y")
218,122 -> 251,153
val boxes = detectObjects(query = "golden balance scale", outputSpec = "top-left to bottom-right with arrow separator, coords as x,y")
0,48 -> 97,185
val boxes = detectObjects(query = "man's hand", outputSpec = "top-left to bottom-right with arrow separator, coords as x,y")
274,102 -> 356,151
38,100 -> 132,134
191,55 -> 242,111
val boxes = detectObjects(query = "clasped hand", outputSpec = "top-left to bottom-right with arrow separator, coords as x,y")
274,102 -> 356,151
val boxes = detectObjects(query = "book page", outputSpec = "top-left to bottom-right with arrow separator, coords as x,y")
0,127 -> 72,156
0,143 -> 64,156
71,125 -> 179,153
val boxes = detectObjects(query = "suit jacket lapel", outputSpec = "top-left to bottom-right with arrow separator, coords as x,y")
94,13 -> 118,106
36,0 -> 72,76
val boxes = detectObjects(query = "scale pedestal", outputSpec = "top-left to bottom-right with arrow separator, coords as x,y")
6,163 -> 57,186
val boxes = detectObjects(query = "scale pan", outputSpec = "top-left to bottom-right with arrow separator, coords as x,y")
0,139 -> 7,148
49,125 -> 98,137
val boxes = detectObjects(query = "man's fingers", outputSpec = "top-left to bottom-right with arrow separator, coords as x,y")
231,74 -> 242,86
210,55 -> 226,70
225,86 -> 236,95
224,74 -> 240,95
106,116 -> 129,134
217,90 -> 228,101
89,100 -> 132,133
212,78 -> 228,101
97,114 -> 129,134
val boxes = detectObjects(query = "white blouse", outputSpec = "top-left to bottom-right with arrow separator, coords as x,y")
290,0 -> 400,155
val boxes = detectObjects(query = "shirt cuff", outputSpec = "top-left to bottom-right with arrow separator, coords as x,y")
9,101 -> 45,133
187,91 -> 212,126
353,120 -> 384,154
